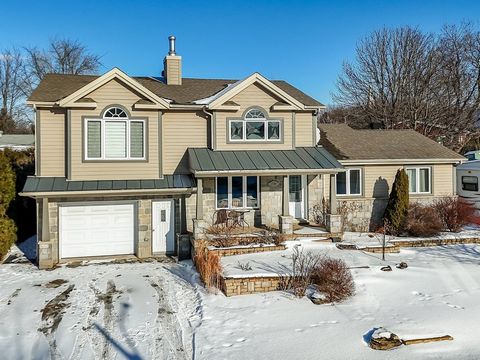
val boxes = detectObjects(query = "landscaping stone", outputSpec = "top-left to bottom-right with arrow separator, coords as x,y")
380,265 -> 392,271
396,262 -> 408,269
369,327 -> 403,350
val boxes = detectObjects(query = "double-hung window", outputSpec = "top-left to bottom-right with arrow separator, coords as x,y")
406,167 -> 431,194
216,176 -> 259,209
336,168 -> 362,196
229,108 -> 281,142
85,107 -> 145,160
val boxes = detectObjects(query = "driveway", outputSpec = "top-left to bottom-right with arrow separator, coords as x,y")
0,244 -> 202,360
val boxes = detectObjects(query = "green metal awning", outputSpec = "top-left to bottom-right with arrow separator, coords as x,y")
20,175 -> 195,197
188,147 -> 343,175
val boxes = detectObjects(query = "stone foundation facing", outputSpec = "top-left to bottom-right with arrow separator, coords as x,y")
221,276 -> 282,296
208,244 -> 287,257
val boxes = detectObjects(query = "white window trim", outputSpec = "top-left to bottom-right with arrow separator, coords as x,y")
215,176 -> 260,209
84,118 -> 146,161
406,167 -> 432,194
228,119 -> 281,142
336,168 -> 362,196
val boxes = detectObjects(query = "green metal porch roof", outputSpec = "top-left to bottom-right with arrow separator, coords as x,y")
188,147 -> 342,173
21,175 -> 195,195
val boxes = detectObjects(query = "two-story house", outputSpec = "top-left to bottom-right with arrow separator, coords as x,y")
21,37 -> 344,268
21,37 -> 463,269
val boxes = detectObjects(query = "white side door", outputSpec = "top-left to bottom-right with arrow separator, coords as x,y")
289,175 -> 306,219
152,200 -> 175,253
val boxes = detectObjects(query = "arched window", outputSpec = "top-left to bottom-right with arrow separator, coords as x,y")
103,107 -> 128,118
229,107 -> 281,142
85,106 -> 145,160
244,108 -> 266,119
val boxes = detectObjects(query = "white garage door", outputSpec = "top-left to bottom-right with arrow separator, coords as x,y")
60,203 -> 135,259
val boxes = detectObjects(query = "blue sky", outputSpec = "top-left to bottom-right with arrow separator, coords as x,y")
1,0 -> 479,105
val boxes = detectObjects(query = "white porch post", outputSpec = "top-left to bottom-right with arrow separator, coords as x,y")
282,175 -> 289,216
329,173 -> 337,215
196,178 -> 203,220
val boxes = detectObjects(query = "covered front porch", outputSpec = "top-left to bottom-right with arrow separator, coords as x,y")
187,147 -> 344,237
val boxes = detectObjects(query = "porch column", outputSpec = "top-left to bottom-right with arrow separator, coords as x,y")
196,178 -> 203,220
329,173 -> 337,215
41,197 -> 50,241
282,175 -> 289,216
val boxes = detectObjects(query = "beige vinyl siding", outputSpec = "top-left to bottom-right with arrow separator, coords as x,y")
215,83 -> 293,150
38,108 -> 65,176
162,111 -> 208,174
432,164 -> 455,196
69,79 -> 160,180
295,112 -> 314,146
335,164 -> 455,200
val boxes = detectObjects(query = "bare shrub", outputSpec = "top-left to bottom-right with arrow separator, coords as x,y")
206,224 -> 236,247
263,231 -> 286,246
237,261 -> 252,271
310,198 -> 329,226
406,203 -> 442,237
312,257 -> 355,303
290,246 -> 325,297
193,240 -> 222,289
433,196 -> 480,232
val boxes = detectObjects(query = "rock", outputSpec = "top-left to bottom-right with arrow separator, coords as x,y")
370,327 -> 403,350
396,262 -> 408,269
380,265 -> 392,272
45,279 -> 68,288
309,290 -> 328,305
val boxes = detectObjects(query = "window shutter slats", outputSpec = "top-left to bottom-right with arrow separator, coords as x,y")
105,121 -> 127,158
87,121 -> 101,158
130,121 -> 144,158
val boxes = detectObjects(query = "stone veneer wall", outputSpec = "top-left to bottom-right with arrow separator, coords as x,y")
336,196 -> 450,232
260,176 -> 283,227
307,175 -> 324,223
37,195 -> 182,269
222,276 -> 282,296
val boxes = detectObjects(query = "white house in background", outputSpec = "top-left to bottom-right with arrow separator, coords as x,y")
0,131 -> 35,150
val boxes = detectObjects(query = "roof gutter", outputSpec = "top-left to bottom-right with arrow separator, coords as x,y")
192,168 -> 344,178
339,158 -> 465,166
19,187 -> 193,199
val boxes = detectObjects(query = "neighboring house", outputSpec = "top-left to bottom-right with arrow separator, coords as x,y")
0,132 -> 34,150
20,37 -> 344,269
319,124 -> 464,230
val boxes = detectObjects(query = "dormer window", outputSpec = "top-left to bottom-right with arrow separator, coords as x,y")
84,106 -> 146,160
229,108 -> 281,142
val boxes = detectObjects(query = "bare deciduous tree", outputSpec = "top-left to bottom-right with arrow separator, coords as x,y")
0,48 -> 25,117
23,38 -> 101,95
331,24 -> 480,152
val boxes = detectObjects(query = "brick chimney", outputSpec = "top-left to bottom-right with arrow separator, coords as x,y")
163,35 -> 182,85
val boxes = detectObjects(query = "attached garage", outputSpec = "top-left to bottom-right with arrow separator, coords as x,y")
59,203 -> 136,259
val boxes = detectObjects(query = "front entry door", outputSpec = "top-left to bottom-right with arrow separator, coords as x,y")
152,200 -> 174,253
289,175 -> 306,219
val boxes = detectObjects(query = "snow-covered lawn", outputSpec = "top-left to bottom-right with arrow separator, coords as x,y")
1,238 -> 480,359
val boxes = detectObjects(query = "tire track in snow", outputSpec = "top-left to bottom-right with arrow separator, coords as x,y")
149,276 -> 188,360
38,284 -> 75,360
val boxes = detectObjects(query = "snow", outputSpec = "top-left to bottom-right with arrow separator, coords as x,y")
193,83 -> 238,104
2,237 -> 480,359
342,229 -> 480,248
221,238 -> 385,278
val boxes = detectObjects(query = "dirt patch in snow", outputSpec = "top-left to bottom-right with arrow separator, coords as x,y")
45,279 -> 69,288
38,284 -> 75,358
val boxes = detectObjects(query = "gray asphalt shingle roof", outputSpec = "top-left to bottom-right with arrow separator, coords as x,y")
21,175 -> 195,194
28,74 -> 323,107
319,124 -> 464,161
188,147 -> 342,173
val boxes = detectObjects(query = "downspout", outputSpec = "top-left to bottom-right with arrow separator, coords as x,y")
33,104 -> 38,176
202,106 -> 215,150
